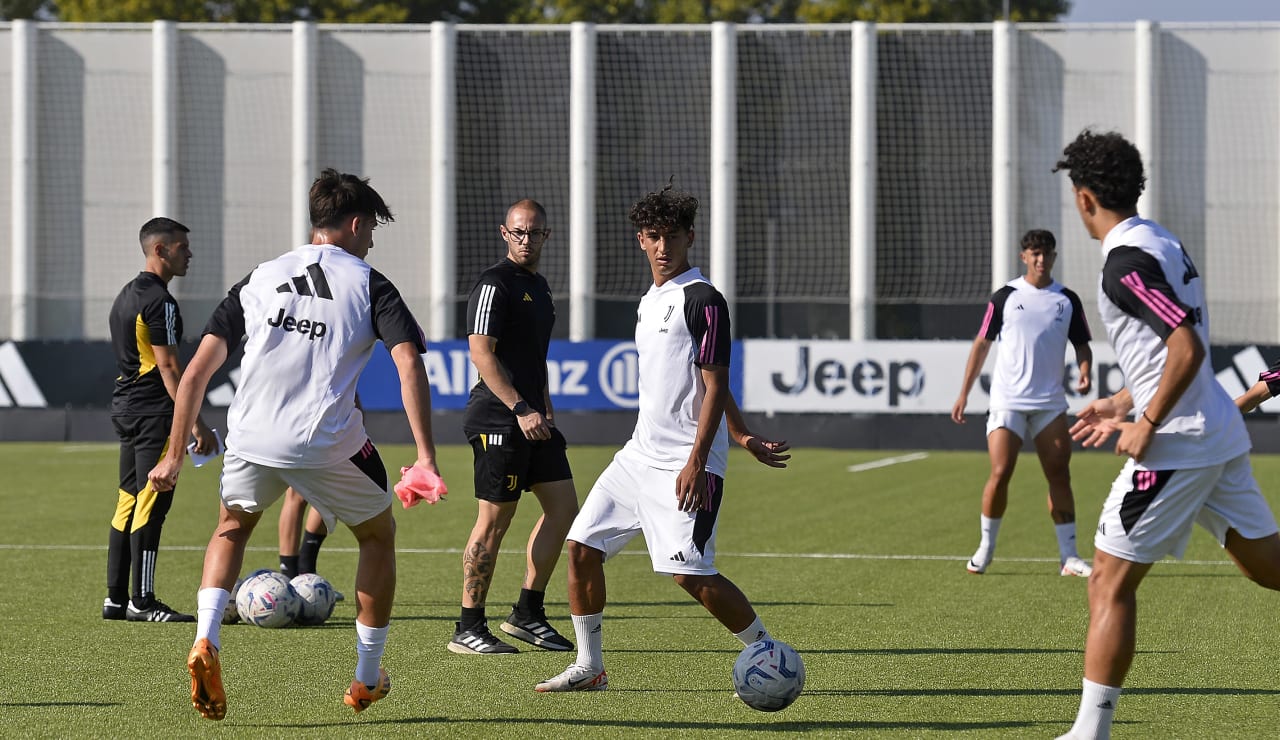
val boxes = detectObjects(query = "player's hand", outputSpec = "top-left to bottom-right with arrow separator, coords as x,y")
395,460 -> 448,507
191,419 -> 217,456
1114,420 -> 1155,462
1075,371 -> 1092,395
675,462 -> 709,513
148,455 -> 183,493
950,396 -> 968,425
744,435 -> 791,468
517,410 -> 551,441
1070,398 -> 1124,448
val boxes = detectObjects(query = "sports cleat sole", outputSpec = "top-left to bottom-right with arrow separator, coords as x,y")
966,559 -> 988,575
187,639 -> 226,721
344,667 -> 391,713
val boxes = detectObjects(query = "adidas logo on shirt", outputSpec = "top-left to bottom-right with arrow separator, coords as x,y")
276,263 -> 333,299
669,552 -> 686,562
522,292 -> 533,302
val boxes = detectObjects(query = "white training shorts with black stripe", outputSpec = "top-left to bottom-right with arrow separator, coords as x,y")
568,448 -> 723,576
219,441 -> 392,531
1095,453 -> 1279,564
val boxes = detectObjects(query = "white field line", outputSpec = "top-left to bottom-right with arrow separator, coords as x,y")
0,542 -> 1239,566
846,452 -> 930,473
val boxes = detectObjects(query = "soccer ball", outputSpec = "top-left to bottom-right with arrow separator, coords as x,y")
732,639 -> 805,711
290,573 -> 338,626
221,578 -> 244,624
236,571 -> 301,628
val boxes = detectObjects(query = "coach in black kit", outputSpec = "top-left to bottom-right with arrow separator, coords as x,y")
449,199 -> 579,655
104,217 -> 216,623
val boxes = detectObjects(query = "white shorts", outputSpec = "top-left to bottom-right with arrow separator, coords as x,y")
986,408 -> 1064,441
1095,453 -> 1279,563
220,441 -> 393,531
567,450 -> 723,576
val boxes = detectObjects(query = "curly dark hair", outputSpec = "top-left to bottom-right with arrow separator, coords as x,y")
309,168 -> 394,230
1053,129 -> 1145,211
1020,228 -> 1055,252
628,181 -> 699,233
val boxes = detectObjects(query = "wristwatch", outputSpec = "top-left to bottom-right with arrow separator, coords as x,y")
511,400 -> 530,416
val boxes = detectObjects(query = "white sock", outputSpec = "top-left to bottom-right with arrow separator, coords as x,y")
355,621 -> 389,687
1055,522 -> 1080,562
978,515 -> 1002,554
196,588 -> 229,651
1066,678 -> 1121,740
733,616 -> 770,646
571,612 -> 604,671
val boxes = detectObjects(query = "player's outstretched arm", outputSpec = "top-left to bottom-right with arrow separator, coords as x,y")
148,334 -> 229,492
724,392 -> 790,468
391,340 -> 441,475
1237,380 -> 1274,414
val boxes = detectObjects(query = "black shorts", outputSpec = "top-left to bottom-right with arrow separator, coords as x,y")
113,414 -> 173,495
468,427 -> 573,503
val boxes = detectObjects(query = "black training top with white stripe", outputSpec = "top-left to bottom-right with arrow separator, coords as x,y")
462,259 -> 556,434
110,271 -> 182,417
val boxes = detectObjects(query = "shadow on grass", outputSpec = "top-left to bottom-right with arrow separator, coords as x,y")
0,702 -> 122,708
809,686 -> 1280,698
801,647 -> 1082,655
236,716 -> 1042,732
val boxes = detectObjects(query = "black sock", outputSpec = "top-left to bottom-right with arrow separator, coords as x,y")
279,555 -> 299,579
515,588 -> 545,616
460,606 -> 485,631
299,531 -> 327,575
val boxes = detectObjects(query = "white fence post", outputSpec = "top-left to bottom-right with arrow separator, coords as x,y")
850,22 -> 876,341
1134,20 -> 1159,221
11,20 -> 36,340
152,20 -> 178,222
991,20 -> 1018,290
429,21 -> 457,341
711,22 -> 737,334
569,22 -> 596,341
292,21 -> 318,249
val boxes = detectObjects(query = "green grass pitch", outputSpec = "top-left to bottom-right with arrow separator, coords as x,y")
2,441 -> 1279,738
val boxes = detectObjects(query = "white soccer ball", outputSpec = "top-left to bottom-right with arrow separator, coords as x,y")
221,578 -> 244,624
236,571 -> 301,628
290,573 -> 338,626
733,638 -> 805,712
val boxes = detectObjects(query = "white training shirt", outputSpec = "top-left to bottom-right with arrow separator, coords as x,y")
621,267 -> 732,476
979,277 -> 1091,411
1098,217 -> 1250,469
204,244 -> 424,468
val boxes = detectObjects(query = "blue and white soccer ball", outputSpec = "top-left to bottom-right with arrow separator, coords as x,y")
236,571 -> 301,628
732,638 -> 805,712
221,577 -> 244,625
290,573 -> 337,626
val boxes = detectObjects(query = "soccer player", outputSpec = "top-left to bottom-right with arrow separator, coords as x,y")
1055,129 -> 1280,739
148,169 -> 444,720
536,184 -> 791,693
277,487 -> 332,578
951,229 -> 1094,577
449,199 -> 578,655
104,217 -> 216,623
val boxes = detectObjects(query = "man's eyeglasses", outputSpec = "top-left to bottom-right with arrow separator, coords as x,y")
504,227 -> 549,242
